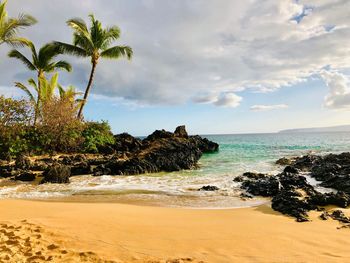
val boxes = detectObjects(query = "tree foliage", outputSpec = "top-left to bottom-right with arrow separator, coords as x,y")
54,14 -> 133,118
0,0 -> 36,47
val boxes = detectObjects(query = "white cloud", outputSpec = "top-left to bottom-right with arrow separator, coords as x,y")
250,104 -> 289,111
321,71 -> 350,110
214,93 -> 242,108
1,0 -> 350,108
193,92 -> 242,108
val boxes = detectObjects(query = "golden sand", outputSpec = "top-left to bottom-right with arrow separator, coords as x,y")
1,200 -> 350,262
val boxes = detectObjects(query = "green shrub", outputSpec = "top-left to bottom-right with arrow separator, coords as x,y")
0,96 -> 116,158
81,121 -> 115,153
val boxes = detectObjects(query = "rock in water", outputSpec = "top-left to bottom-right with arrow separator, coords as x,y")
14,171 -> 36,182
94,126 -> 218,176
276,157 -> 293,166
40,165 -> 71,184
189,135 -> 219,153
198,185 -> 219,191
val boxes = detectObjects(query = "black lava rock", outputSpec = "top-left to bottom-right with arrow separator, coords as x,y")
40,165 -> 71,184
198,185 -> 219,191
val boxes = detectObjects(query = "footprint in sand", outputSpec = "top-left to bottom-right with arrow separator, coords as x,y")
0,220 -> 120,263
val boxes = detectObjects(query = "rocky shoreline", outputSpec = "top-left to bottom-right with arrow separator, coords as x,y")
236,152 -> 350,225
2,126 -> 350,227
0,126 -> 219,184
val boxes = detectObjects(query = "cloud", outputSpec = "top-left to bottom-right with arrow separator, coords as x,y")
250,104 -> 289,111
214,93 -> 242,108
193,92 -> 242,108
0,0 -> 350,108
321,71 -> 350,109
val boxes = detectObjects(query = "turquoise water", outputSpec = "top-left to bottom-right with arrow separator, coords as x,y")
1,132 -> 350,208
202,132 -> 350,174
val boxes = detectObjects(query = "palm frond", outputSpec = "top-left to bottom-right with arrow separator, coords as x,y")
73,32 -> 94,53
14,13 -> 37,27
0,1 -> 36,47
8,49 -> 36,70
38,43 -> 61,68
53,41 -> 89,57
0,0 -> 8,24
100,45 -> 133,60
67,17 -> 89,37
89,14 -> 104,48
28,78 -> 38,92
53,60 -> 72,72
2,37 -> 31,47
57,84 -> 65,99
100,26 -> 121,50
14,81 -> 36,104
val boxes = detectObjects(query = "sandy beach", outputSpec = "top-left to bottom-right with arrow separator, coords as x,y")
0,200 -> 350,262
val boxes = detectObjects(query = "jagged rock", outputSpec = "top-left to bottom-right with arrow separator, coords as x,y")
271,190 -> 315,222
0,164 -> 14,178
30,161 -> 48,171
15,155 -> 31,170
240,192 -> 253,199
96,136 -> 202,175
278,173 -> 313,193
198,185 -> 219,191
283,166 -> 299,174
276,157 -> 293,166
14,171 -> 36,182
40,165 -> 70,184
174,125 -> 188,138
311,191 -> 350,208
320,211 -> 330,220
144,129 -> 173,142
241,176 -> 280,197
292,155 -> 321,171
70,161 -> 92,176
114,133 -> 142,152
330,210 -> 350,223
189,135 -> 219,153
92,164 -> 111,176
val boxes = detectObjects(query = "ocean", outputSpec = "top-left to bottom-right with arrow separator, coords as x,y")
1,132 -> 350,208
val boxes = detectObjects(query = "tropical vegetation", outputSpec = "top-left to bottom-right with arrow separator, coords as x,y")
54,14 -> 133,118
0,2 -> 132,158
0,0 -> 37,47
9,42 -> 72,123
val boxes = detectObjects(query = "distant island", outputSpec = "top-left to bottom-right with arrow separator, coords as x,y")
279,125 -> 350,133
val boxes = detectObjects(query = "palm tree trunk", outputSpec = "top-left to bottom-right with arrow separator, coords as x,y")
77,61 -> 97,119
34,71 -> 43,125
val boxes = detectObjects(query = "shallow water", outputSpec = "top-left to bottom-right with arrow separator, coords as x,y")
1,132 -> 349,208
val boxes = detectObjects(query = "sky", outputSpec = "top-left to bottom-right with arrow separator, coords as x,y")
1,0 -> 350,136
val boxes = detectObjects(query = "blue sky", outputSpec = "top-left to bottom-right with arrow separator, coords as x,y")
1,0 -> 350,136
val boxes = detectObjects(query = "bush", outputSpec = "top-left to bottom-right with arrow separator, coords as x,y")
0,96 -> 116,158
0,96 -> 33,159
39,97 -> 84,152
81,121 -> 115,153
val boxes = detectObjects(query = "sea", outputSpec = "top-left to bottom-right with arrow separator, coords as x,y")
1,132 -> 350,208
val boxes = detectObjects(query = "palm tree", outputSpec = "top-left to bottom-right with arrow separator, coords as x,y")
15,74 -> 81,123
0,0 -> 37,47
53,14 -> 133,119
8,42 -> 72,123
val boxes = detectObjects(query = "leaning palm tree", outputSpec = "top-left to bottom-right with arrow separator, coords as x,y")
53,14 -> 133,119
9,42 -> 72,124
0,0 -> 37,47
